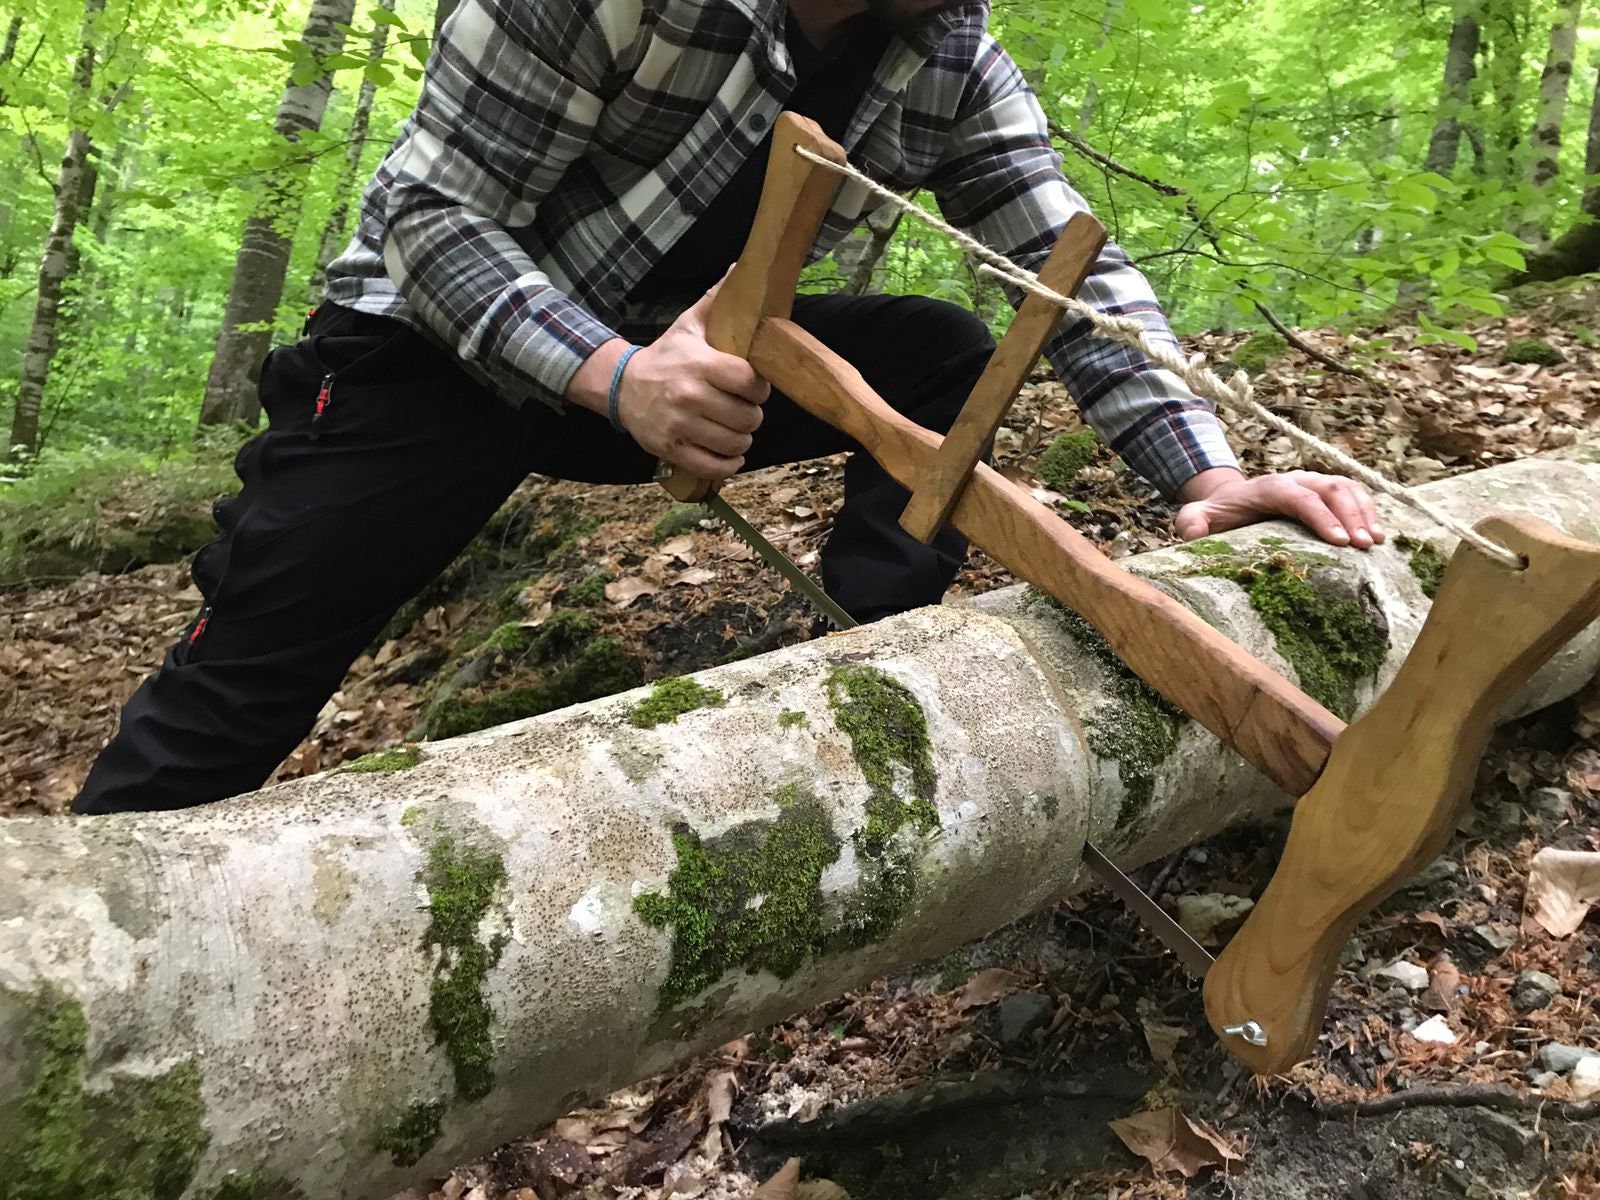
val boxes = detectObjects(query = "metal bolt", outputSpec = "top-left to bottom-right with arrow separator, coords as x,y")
1223,1020 -> 1268,1047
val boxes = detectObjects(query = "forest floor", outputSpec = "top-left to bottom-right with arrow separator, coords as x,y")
3,294 -> 1600,1197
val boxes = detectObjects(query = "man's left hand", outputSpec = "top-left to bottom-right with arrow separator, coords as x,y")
1174,467 -> 1385,550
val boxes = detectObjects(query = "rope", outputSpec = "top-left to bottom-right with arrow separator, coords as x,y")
794,144 -> 1524,570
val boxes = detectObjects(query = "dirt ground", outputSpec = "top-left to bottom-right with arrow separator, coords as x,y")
3,304 -> 1599,1197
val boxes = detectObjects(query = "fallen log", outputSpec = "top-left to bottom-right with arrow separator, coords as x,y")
2,448 -> 1598,1199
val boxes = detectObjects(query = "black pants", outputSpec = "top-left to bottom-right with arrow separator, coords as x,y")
73,294 -> 995,813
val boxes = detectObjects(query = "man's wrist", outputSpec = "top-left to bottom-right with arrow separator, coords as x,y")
1176,466 -> 1247,504
564,338 -> 633,416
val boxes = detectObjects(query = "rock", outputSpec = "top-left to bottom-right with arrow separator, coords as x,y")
1411,1015 -> 1458,1044
1571,1056 -> 1600,1100
1529,787 -> 1573,821
1539,1043 -> 1599,1074
1406,857 -> 1460,892
1173,893 -> 1254,945
1513,970 -> 1562,1011
1373,960 -> 1430,992
1471,924 -> 1517,953
1338,937 -> 1366,968
1530,1071 -> 1559,1089
996,993 -> 1054,1047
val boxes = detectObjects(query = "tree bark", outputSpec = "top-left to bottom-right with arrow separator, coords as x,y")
1425,0 -> 1484,178
1514,64 -> 1600,280
198,0 -> 358,430
839,206 -> 902,296
2,450 -> 1599,1199
7,0 -> 104,459
1522,0 -> 1582,240
307,0 -> 395,307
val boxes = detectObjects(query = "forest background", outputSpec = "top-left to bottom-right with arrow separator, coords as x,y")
0,0 -> 1598,574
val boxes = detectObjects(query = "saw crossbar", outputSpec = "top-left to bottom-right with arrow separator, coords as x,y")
752,317 -> 1344,794
661,113 -> 1600,1073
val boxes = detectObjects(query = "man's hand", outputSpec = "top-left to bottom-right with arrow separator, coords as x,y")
1175,467 -> 1385,549
615,282 -> 770,480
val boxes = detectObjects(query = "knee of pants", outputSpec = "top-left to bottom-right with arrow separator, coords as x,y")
902,297 -> 998,363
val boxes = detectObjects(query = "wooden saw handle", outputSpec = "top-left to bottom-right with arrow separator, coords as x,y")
658,114 -> 846,503
1204,514 -> 1600,1074
899,212 -> 1107,543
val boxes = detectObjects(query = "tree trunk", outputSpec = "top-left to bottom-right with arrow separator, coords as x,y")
7,0 -> 104,459
1425,0 -> 1484,177
1479,0 -> 1529,178
1077,0 -> 1121,132
1514,64 -> 1600,280
2,449 -> 1598,1198
1521,0 -> 1582,240
198,0 -> 358,430
307,0 -> 395,308
839,207 -> 901,296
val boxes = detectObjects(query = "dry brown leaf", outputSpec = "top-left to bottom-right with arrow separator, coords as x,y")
605,577 -> 659,607
1110,1108 -> 1244,1179
700,1067 -> 738,1159
1420,954 -> 1462,1012
954,967 -> 1023,1010
796,1183 -> 853,1200
1141,1019 -> 1187,1070
753,1158 -> 802,1200
1524,847 -> 1600,937
674,567 -> 718,586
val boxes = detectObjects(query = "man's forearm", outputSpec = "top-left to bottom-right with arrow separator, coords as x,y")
565,338 -> 632,416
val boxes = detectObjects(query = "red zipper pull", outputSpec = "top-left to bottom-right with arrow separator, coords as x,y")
188,605 -> 213,645
310,373 -> 334,440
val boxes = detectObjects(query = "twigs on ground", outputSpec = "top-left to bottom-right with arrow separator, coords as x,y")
1315,1084 -> 1600,1121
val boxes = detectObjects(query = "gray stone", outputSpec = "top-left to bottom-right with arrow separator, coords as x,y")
1407,857 -> 1460,892
1539,1042 -> 1599,1074
997,992 -> 1054,1046
1530,787 -> 1573,820
1513,970 -> 1562,1011
1373,959 -> 1430,991
1471,924 -> 1517,952
1531,1070 -> 1560,1089
1338,937 -> 1366,968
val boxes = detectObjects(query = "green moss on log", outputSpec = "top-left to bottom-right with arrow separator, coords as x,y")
1395,534 -> 1448,599
652,504 -> 704,542
1179,538 -> 1236,556
628,676 -> 725,728
1023,589 -> 1185,826
778,708 -> 809,729
1225,330 -> 1289,374
1037,429 -> 1100,491
634,785 -> 843,1012
417,832 -> 509,1100
1200,554 -> 1387,716
4,995 -> 209,1200
563,572 -> 609,607
375,1099 -> 446,1168
340,745 -> 423,774
195,1173 -> 307,1200
826,664 -> 939,852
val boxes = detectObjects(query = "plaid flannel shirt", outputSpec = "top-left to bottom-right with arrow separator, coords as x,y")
323,0 -> 1239,496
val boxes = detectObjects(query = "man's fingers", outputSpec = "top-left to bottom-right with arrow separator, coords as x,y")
700,389 -> 764,435
680,416 -> 755,460
1301,476 -> 1378,547
1278,483 -> 1350,545
701,351 -> 771,406
666,440 -> 744,481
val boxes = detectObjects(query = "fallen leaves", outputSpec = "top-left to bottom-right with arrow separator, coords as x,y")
953,967 -> 1024,1010
1523,848 -> 1600,937
1110,1108 -> 1244,1179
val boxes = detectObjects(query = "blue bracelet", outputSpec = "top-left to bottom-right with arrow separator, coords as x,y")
607,345 -> 640,434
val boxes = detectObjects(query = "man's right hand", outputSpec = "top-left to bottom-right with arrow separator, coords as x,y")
612,282 -> 770,481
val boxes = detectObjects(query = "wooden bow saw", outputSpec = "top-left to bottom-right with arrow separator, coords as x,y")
660,113 -> 1600,1074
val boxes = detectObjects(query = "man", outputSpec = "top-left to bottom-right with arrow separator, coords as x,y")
73,0 -> 1382,814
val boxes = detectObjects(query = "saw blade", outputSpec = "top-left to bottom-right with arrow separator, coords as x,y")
701,493 -> 858,630
1082,842 -> 1215,980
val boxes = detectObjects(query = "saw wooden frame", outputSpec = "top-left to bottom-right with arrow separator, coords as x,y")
668,114 -> 1600,1073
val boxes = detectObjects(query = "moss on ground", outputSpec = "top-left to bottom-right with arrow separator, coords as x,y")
1502,337 -> 1564,367
340,745 -> 423,774
652,504 -> 704,543
779,708 -> 809,729
1395,534 -> 1447,599
1225,330 -> 1289,375
375,1099 -> 446,1168
1198,553 -> 1388,717
416,830 -> 510,1100
633,785 -> 843,1011
628,676 -> 725,728
195,1174 -> 306,1200
1023,589 -> 1186,827
425,637 -> 642,739
563,572 -> 609,607
1037,429 -> 1100,491
4,994 -> 210,1200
